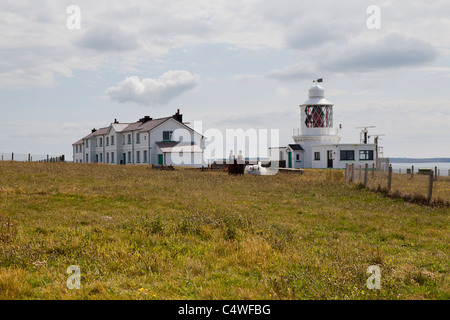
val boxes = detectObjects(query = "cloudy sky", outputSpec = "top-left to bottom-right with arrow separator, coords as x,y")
1,0 -> 449,159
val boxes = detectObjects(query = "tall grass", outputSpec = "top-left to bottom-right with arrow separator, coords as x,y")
0,162 -> 448,299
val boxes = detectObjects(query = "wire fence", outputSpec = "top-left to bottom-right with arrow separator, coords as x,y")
0,152 -> 65,163
345,163 -> 450,205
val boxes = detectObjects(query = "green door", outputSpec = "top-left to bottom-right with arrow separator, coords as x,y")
158,154 -> 164,165
288,152 -> 292,168
122,153 -> 126,165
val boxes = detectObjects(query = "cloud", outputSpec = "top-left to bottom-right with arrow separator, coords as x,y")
105,70 -> 199,106
321,33 -> 438,72
74,25 -> 139,52
267,33 -> 438,81
267,62 -> 317,82
286,19 -> 348,50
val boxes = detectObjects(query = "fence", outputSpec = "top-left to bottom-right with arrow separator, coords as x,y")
0,152 -> 65,163
345,163 -> 450,205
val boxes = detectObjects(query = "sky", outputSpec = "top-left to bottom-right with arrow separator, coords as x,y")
1,0 -> 449,159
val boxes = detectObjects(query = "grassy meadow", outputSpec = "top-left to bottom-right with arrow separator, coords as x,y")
0,162 -> 448,300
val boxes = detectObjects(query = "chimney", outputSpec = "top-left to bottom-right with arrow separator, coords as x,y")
114,118 -> 119,124
173,109 -> 183,123
139,115 -> 152,123
91,128 -> 97,133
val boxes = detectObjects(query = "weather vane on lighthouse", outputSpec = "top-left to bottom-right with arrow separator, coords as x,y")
313,78 -> 323,83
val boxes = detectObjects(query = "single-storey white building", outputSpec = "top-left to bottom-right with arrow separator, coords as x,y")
270,83 -> 377,169
72,110 -> 205,167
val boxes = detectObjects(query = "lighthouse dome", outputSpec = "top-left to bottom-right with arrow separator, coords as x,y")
301,84 -> 333,106
308,84 -> 325,98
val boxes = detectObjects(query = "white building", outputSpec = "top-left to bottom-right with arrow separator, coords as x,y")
270,83 -> 377,169
72,110 -> 205,167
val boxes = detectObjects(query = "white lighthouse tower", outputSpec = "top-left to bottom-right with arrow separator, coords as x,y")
293,82 -> 341,168
270,80 -> 377,169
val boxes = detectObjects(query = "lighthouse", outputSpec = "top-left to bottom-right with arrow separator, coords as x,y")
270,80 -> 378,169
293,83 -> 341,168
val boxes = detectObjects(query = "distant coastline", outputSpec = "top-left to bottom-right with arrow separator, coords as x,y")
389,158 -> 450,163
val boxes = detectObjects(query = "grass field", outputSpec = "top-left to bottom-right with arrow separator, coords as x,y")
0,162 -> 448,300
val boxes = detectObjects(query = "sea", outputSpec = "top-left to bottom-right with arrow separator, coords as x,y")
390,162 -> 450,176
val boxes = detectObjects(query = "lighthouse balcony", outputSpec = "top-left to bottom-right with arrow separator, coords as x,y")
293,127 -> 341,138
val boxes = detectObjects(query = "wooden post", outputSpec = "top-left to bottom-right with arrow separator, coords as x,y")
387,165 -> 393,192
350,163 -> 355,182
28,153 -> 31,162
358,165 -> 362,181
372,163 -> 375,178
11,152 -> 14,161
411,165 -> 414,179
434,166 -> 438,181
364,163 -> 368,187
345,164 -> 348,182
427,171 -> 433,203
47,154 -> 49,163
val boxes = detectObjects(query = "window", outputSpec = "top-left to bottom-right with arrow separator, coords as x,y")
128,151 -> 131,163
359,150 -> 374,160
314,152 -> 320,161
136,133 -> 140,144
296,154 -> 300,161
106,137 -> 109,146
163,131 -> 173,141
340,150 -> 355,161
96,154 -> 99,163
111,152 -> 115,163
111,136 -> 115,145
86,140 -> 89,148
106,153 -> 110,163
143,150 -> 148,163
128,134 -> 131,144
99,138 -> 103,147
136,151 -> 141,163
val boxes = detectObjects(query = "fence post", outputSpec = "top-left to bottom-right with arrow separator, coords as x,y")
12,152 -> 14,161
434,166 -> 438,181
372,163 -> 375,178
28,153 -> 31,162
47,154 -> 49,163
350,163 -> 355,183
364,163 -> 368,187
345,164 -> 348,182
427,171 -> 433,203
387,165 -> 393,192
411,165 -> 414,179
358,165 -> 362,181
448,169 -> 450,177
